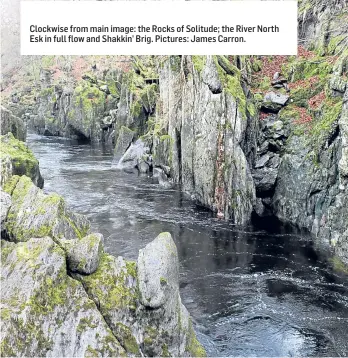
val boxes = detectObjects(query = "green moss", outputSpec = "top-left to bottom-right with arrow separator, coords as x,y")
162,343 -> 170,357
185,320 -> 207,357
330,256 -> 348,274
74,82 -> 105,118
115,322 -> 140,355
291,79 -> 325,108
130,100 -> 143,118
3,175 -> 20,195
311,98 -> 343,145
125,261 -> 137,278
225,75 -> 247,119
1,240 -> 15,263
139,83 -> 158,112
287,57 -> 333,82
191,56 -> 206,73
80,254 -> 138,313
160,277 -> 167,285
41,56 -> 55,68
85,345 -> 99,357
327,35 -> 346,55
40,86 -> 54,97
0,133 -> 40,185
77,317 -> 98,333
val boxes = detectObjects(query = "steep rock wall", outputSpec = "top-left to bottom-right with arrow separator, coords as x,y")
153,55 -> 257,224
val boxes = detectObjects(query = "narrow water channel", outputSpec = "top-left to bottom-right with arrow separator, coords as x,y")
27,133 -> 348,357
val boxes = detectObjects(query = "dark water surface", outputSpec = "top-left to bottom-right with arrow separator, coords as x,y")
27,133 -> 348,357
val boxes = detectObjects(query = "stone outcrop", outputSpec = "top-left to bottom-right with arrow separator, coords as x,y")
0,137 -> 205,357
0,133 -> 44,188
151,55 -> 257,223
3,175 -> 90,244
0,106 -> 26,141
1,214 -> 205,357
76,232 -> 205,357
1,237 -> 125,358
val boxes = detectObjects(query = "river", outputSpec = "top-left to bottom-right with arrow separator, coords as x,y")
27,132 -> 348,357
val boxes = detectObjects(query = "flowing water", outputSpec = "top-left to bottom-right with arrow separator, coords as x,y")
27,133 -> 348,357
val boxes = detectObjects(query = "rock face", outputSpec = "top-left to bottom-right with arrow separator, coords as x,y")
0,133 -> 44,188
1,237 -> 125,357
0,142 -> 205,356
77,232 -> 206,357
0,188 -> 11,230
152,55 -> 257,223
0,106 -> 26,141
4,175 -> 90,243
1,231 -> 205,357
138,232 -> 179,309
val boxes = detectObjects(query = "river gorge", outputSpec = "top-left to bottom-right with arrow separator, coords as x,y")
26,132 -> 348,357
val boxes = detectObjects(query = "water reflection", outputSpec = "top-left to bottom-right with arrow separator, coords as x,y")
27,133 -> 348,357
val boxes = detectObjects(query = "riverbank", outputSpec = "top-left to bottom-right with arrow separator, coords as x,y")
26,132 -> 348,357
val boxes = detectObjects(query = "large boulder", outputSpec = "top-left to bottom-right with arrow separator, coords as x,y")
114,126 -> 135,161
138,232 -> 179,308
77,232 -> 206,357
65,233 -> 104,274
4,175 -> 90,243
0,237 -> 125,357
115,139 -> 149,171
0,133 -> 43,188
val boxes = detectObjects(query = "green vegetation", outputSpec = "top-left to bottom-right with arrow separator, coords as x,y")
80,254 -> 138,313
0,133 -> 40,184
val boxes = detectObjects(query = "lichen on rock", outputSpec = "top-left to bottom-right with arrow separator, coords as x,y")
4,175 -> 90,243
0,237 -> 125,357
0,133 -> 44,188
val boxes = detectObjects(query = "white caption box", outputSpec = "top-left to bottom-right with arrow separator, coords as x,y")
21,1 -> 298,55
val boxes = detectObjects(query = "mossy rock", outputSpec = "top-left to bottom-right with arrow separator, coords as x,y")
4,175 -> 90,243
65,233 -> 104,274
1,237 -> 125,357
0,133 -> 44,188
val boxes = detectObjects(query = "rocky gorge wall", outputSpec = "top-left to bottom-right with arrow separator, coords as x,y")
0,130 -> 205,357
1,3 -> 347,263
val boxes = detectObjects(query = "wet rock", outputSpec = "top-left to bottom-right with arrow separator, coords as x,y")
116,139 -> 149,171
1,237 -> 124,357
66,233 -> 104,274
154,55 -> 256,224
114,126 -> 135,161
4,175 -> 90,243
76,232 -> 206,357
0,133 -> 43,188
137,159 -> 150,174
153,167 -> 174,188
